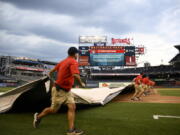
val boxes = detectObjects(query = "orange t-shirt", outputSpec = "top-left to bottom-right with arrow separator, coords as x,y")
142,77 -> 150,85
54,57 -> 80,91
134,75 -> 142,85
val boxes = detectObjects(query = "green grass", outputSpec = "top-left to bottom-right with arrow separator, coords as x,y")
156,88 -> 180,91
158,90 -> 180,97
0,102 -> 180,135
0,87 -> 15,92
156,88 -> 180,97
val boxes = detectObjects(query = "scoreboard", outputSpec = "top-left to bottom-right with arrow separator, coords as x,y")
79,46 -> 136,66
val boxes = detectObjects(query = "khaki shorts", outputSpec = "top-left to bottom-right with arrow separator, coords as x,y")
142,84 -> 148,91
135,84 -> 144,92
51,87 -> 75,111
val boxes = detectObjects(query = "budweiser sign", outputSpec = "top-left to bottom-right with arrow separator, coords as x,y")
112,38 -> 131,45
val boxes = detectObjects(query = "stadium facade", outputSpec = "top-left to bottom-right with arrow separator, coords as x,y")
0,56 -> 57,86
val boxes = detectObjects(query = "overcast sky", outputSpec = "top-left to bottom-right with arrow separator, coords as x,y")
0,0 -> 180,66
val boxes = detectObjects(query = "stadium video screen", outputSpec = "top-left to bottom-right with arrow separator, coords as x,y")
90,51 -> 125,66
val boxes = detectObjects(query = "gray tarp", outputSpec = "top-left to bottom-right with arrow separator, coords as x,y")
0,77 -> 129,113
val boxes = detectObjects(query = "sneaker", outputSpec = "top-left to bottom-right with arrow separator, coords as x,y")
67,128 -> 84,135
33,113 -> 41,128
136,97 -> 142,101
131,97 -> 139,101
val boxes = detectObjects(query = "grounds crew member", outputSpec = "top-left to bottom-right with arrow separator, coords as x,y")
131,73 -> 143,101
33,47 -> 85,135
147,80 -> 156,94
138,74 -> 150,98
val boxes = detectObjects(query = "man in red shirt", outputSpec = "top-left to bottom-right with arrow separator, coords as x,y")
33,47 -> 85,135
139,75 -> 150,97
147,80 -> 156,94
131,73 -> 144,101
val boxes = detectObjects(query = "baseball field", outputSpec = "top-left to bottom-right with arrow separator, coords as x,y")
0,88 -> 180,135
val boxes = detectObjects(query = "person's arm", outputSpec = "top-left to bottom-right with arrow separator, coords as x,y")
48,68 -> 56,77
73,74 -> 85,87
48,62 -> 60,78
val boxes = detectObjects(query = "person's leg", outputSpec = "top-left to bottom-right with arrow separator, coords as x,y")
66,92 -> 84,135
145,86 -> 151,95
37,107 -> 57,119
137,85 -> 145,99
131,84 -> 138,100
38,87 -> 60,119
33,87 -> 62,128
67,103 -> 76,130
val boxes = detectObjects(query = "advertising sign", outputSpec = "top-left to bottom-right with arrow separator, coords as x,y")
136,47 -> 145,54
79,36 -> 107,43
125,56 -> 136,66
112,38 -> 131,45
79,56 -> 89,66
99,82 -> 131,88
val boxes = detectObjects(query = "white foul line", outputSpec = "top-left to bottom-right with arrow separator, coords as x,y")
153,115 -> 180,120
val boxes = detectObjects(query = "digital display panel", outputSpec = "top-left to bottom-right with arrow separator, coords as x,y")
125,46 -> 135,56
78,45 -> 136,67
90,52 -> 124,66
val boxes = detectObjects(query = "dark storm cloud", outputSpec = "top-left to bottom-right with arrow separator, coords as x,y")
0,0 -> 180,65
0,32 -> 70,62
28,26 -> 77,43
1,0 -> 108,16
76,0 -> 180,34
1,0 -> 179,38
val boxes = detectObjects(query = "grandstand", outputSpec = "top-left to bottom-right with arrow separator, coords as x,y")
0,56 -> 57,86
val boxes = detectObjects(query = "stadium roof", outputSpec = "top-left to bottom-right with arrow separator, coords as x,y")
169,53 -> 180,63
175,45 -> 180,52
13,59 -> 40,65
40,60 -> 57,65
169,45 -> 180,63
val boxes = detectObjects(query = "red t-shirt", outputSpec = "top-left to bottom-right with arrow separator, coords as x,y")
142,77 -> 150,85
134,75 -> 142,85
148,80 -> 155,86
54,57 -> 80,91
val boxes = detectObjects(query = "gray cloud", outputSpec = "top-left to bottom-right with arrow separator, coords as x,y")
1,0 -> 108,16
0,31 -> 71,62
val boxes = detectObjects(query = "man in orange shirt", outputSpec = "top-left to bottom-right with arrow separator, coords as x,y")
131,73 -> 144,101
33,47 -> 85,135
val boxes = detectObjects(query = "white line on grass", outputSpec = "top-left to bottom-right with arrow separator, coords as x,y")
153,115 -> 180,120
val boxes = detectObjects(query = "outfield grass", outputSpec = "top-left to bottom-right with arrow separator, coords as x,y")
156,88 -> 180,91
158,90 -> 180,97
0,87 -> 15,92
157,88 -> 180,97
0,102 -> 180,135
